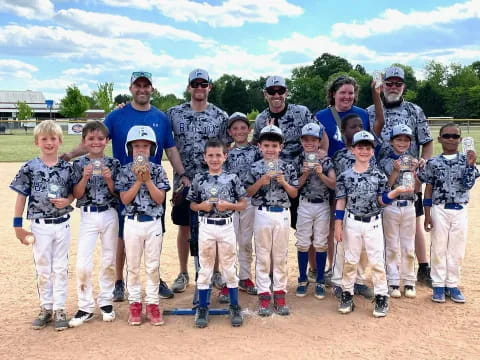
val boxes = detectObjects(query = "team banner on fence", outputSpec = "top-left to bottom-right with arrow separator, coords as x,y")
68,123 -> 85,135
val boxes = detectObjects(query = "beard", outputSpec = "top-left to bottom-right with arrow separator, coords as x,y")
382,92 -> 403,108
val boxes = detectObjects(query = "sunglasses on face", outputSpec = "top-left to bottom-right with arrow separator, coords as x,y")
384,81 -> 404,88
441,133 -> 461,139
266,87 -> 286,96
190,82 -> 209,88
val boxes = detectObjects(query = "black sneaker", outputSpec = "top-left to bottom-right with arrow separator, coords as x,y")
159,279 -> 174,299
194,307 -> 209,328
338,291 -> 354,314
229,304 -> 243,327
373,295 -> 389,318
113,280 -> 125,302
68,310 -> 94,328
417,266 -> 433,288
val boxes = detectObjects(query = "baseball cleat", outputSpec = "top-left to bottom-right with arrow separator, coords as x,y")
273,291 -> 290,316
171,272 -> 189,293
307,268 -> 317,283
238,278 -> 257,295
32,308 -> 52,330
445,287 -> 465,303
388,285 -> 401,298
158,279 -> 174,299
211,271 -> 225,290
128,302 -> 142,325
258,292 -> 273,317
113,280 -> 126,302
194,307 -> 209,328
68,310 -> 94,328
296,281 -> 309,297
218,285 -> 230,304
54,309 -> 69,331
338,291 -> 354,314
314,283 -> 326,300
100,305 -> 116,322
373,295 -> 389,318
417,266 -> 433,288
404,285 -> 416,298
432,287 -> 446,303
229,304 -> 244,327
146,304 -> 164,326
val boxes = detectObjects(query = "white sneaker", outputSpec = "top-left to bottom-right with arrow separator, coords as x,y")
389,286 -> 401,298
68,310 -> 94,327
404,285 -> 416,298
101,306 -> 116,322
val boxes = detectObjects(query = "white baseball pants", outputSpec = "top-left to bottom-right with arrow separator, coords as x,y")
254,207 -> 290,294
295,199 -> 330,252
342,213 -> 388,296
430,205 -> 468,288
331,241 -> 369,287
197,220 -> 238,290
124,217 -> 163,304
382,203 -> 416,286
75,208 -> 118,313
31,218 -> 71,311
233,197 -> 255,280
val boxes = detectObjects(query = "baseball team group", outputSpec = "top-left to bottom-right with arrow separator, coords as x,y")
10,67 -> 478,330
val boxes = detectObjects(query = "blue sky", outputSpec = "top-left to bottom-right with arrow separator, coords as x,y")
1,0 -> 479,102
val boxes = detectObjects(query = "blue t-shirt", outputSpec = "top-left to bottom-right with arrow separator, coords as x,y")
315,105 -> 370,157
104,103 -> 175,166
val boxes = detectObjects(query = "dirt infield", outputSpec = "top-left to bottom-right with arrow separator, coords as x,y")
1,161 -> 479,360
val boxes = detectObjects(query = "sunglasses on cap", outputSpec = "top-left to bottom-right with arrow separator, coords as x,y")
441,133 -> 461,139
132,71 -> 152,78
266,87 -> 287,96
190,81 -> 209,88
384,81 -> 404,88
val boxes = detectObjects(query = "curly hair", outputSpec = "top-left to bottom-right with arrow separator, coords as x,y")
326,75 -> 359,106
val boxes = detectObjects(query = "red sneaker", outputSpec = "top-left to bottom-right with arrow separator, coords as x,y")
273,290 -> 290,316
146,304 -> 164,326
258,292 -> 272,317
128,302 -> 142,325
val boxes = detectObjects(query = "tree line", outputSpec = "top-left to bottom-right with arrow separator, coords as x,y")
48,53 -> 480,119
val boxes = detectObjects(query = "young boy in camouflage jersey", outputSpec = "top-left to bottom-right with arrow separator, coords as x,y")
11,120 -> 74,331
335,130 -> 413,318
294,123 -> 335,299
420,122 -> 478,303
69,121 -> 121,327
246,125 -> 298,317
115,126 -> 170,326
187,138 -> 247,328
224,112 -> 262,296
378,124 -> 418,299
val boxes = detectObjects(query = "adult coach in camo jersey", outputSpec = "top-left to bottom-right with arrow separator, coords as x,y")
252,75 -> 328,229
366,66 -> 434,286
62,71 -> 188,300
166,69 -> 230,293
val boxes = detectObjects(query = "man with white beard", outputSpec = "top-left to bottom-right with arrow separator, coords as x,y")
367,66 -> 434,288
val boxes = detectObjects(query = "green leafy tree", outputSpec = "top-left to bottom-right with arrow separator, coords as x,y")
59,84 -> 89,119
150,89 -> 182,111
289,65 -> 325,112
245,77 -> 268,113
16,101 -> 33,120
312,53 -> 353,80
85,95 -> 96,109
221,76 -> 250,114
424,60 -> 448,87
114,94 -> 131,104
92,82 -> 115,114
415,82 -> 445,117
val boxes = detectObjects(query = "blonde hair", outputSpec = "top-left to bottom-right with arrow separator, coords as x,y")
34,120 -> 63,142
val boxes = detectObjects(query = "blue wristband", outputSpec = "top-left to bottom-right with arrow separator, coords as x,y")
382,193 -> 393,205
13,217 -> 23,227
334,210 -> 345,220
423,198 -> 433,207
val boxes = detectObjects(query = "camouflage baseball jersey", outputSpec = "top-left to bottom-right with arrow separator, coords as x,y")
186,171 -> 246,218
10,157 -> 74,219
115,162 -> 170,217
418,153 -> 479,205
378,153 -> 415,201
224,144 -> 262,186
336,166 -> 388,216
332,147 -> 377,177
245,159 -> 298,208
295,152 -> 334,201
367,101 -> 432,161
167,102 -> 229,181
72,156 -> 121,208
253,104 -> 317,164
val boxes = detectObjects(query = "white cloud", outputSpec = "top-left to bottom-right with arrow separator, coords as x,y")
332,0 -> 480,39
2,0 -> 55,20
0,59 -> 38,81
62,64 -> 104,77
101,0 -> 303,27
54,9 -> 214,46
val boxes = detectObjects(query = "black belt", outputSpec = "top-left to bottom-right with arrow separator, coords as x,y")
35,214 -> 70,224
394,200 -> 413,207
444,203 -> 464,210
201,217 -> 232,225
302,197 -> 325,204
348,213 -> 380,223
127,214 -> 160,222
258,205 -> 285,212
83,205 -> 110,213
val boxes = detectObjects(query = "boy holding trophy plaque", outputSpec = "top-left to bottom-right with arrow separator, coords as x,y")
10,120 -> 74,331
378,124 -> 418,299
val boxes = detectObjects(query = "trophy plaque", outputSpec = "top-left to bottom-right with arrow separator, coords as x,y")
400,171 -> 415,188
47,183 -> 61,199
372,71 -> 383,88
207,186 -> 219,204
399,155 -> 413,171
91,159 -> 103,176
462,137 -> 475,154
265,160 -> 279,176
305,152 -> 318,169
133,154 -> 149,173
